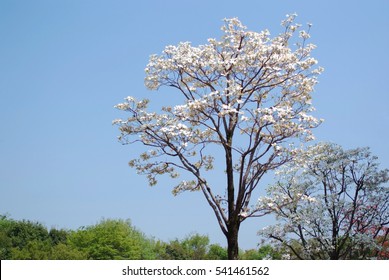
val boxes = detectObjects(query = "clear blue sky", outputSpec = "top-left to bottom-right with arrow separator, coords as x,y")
1,0 -> 388,249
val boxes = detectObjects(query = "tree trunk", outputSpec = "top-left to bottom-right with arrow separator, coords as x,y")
224,128 -> 240,260
227,221 -> 240,260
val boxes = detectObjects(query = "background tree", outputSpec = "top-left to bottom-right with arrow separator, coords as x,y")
1,215 -> 237,260
240,244 -> 282,260
0,215 -> 86,260
0,215 -> 51,259
114,15 -> 322,259
68,219 -> 156,260
258,142 -> 389,259
155,233 -> 228,260
206,243 -> 228,260
158,233 -> 211,260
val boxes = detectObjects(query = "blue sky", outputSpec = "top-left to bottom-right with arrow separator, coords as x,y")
1,0 -> 388,249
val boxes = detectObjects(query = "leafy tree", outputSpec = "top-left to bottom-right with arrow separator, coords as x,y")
240,244 -> 282,260
114,15 -> 322,259
181,233 -> 209,259
49,228 -> 68,246
7,219 -> 50,249
259,142 -> 389,259
207,244 -> 228,260
156,239 -> 184,260
9,240 -> 51,260
157,233 -> 227,260
50,243 -> 86,260
0,215 -> 13,259
160,233 -> 210,260
68,219 -> 156,260
0,215 -> 55,259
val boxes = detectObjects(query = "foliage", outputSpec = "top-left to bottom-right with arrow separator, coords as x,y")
49,243 -> 87,260
258,142 -> 389,259
0,215 -> 86,260
0,216 -> 154,260
0,215 -> 235,260
49,228 -> 68,246
157,233 -> 227,260
4,212 -> 385,260
68,219 -> 156,260
114,14 -> 322,259
207,243 -> 228,260
0,215 -> 50,259
240,245 -> 282,260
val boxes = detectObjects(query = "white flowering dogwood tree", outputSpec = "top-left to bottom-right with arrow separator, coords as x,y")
258,143 -> 389,259
114,15 -> 323,259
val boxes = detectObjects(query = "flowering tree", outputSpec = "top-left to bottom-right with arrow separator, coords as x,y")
114,15 -> 322,259
259,143 -> 389,259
